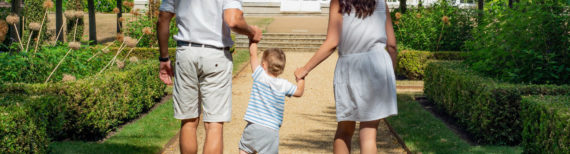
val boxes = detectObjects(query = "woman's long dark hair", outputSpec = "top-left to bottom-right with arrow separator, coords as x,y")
339,0 -> 377,19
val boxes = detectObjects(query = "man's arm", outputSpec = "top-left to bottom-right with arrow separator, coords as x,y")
293,79 -> 305,97
223,9 -> 262,42
249,42 -> 260,71
157,11 -> 175,85
157,11 -> 174,59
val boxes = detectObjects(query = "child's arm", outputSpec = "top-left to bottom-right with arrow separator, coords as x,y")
292,79 -> 305,97
249,43 -> 260,71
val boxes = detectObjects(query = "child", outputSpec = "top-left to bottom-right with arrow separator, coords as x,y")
238,43 -> 305,154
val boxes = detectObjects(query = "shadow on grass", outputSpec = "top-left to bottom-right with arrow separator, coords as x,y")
49,141 -> 161,154
387,93 -> 522,154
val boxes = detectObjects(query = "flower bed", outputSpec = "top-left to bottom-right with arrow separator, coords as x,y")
424,61 -> 570,145
521,95 -> 569,153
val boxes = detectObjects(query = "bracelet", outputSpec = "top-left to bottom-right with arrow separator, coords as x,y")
159,56 -> 170,62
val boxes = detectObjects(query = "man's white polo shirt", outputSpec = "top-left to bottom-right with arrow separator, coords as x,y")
159,0 -> 243,48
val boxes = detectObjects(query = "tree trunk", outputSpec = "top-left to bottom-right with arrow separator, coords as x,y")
509,0 -> 513,8
10,0 -> 22,51
56,0 -> 63,43
400,0 -> 407,14
88,0 -> 97,44
478,0 -> 484,21
117,0 -> 122,33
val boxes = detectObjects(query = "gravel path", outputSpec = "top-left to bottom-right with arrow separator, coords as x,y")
161,52 -> 406,154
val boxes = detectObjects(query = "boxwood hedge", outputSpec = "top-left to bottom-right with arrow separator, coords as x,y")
396,50 -> 467,80
0,95 -> 64,154
521,95 -> 569,153
0,60 -> 166,153
424,61 -> 570,145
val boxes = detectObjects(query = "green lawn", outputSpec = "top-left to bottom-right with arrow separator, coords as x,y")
388,93 -> 523,154
49,49 -> 250,154
49,100 -> 179,154
233,50 -> 250,73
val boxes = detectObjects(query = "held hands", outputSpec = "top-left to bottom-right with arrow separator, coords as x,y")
294,67 -> 307,81
159,60 -> 174,85
249,25 -> 263,43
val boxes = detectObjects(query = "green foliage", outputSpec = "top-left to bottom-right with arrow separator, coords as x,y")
66,0 -> 84,42
424,61 -> 570,145
0,94 -> 65,154
465,0 -> 570,85
1,60 -> 166,141
387,94 -> 522,153
521,95 -> 570,153
397,50 -> 431,79
23,0 -> 49,47
124,16 -> 178,48
396,50 -> 466,79
392,0 -> 476,51
0,45 -> 112,83
49,100 -> 179,154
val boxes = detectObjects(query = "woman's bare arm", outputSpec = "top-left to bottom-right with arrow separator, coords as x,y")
385,1 -> 398,70
295,0 -> 343,79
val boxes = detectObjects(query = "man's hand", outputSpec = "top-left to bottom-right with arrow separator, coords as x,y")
249,25 -> 263,43
294,67 -> 307,81
160,60 -> 174,85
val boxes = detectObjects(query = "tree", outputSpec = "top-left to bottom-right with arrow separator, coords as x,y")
10,0 -> 21,51
400,0 -> 407,13
87,0 -> 96,44
478,0 -> 483,20
56,0 -> 63,43
117,0 -> 122,33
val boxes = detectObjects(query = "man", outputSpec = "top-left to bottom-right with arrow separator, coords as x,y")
157,0 -> 262,153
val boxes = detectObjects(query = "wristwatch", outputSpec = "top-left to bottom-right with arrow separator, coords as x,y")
159,56 -> 170,62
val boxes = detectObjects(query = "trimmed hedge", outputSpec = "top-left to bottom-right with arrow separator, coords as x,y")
396,50 -> 466,79
424,61 -> 570,145
0,95 -> 64,154
522,95 -> 569,153
1,60 -> 166,140
0,60 -> 166,153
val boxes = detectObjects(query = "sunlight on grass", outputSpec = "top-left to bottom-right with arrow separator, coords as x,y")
49,100 -> 178,154
233,50 -> 250,73
388,93 -> 522,154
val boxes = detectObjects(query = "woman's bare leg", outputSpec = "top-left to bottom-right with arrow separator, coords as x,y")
334,121 -> 356,154
359,120 -> 381,154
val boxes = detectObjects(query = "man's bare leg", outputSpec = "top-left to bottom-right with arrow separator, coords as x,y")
180,118 -> 200,154
204,122 -> 224,154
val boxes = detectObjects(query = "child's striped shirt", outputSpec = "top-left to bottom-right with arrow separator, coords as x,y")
244,66 -> 297,130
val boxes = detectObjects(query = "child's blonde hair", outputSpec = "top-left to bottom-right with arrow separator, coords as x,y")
262,48 -> 286,76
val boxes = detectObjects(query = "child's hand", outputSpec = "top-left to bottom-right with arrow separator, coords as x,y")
294,67 -> 307,81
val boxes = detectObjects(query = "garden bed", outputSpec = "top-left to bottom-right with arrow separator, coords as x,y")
0,51 -> 166,153
424,61 -> 570,145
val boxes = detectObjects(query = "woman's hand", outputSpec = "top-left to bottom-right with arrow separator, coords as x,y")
295,67 -> 307,81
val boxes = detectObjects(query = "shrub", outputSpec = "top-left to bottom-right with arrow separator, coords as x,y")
424,61 -> 570,145
0,94 -> 65,153
392,1 -> 476,51
1,60 -> 166,141
465,0 -> 570,85
23,0 -> 49,48
66,0 -> 84,42
521,95 -> 569,154
0,46 -> 112,83
396,50 -> 466,79
124,16 -> 178,48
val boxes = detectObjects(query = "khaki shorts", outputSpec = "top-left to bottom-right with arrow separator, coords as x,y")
173,45 -> 233,122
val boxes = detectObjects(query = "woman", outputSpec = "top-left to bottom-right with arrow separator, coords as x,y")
294,0 -> 398,153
